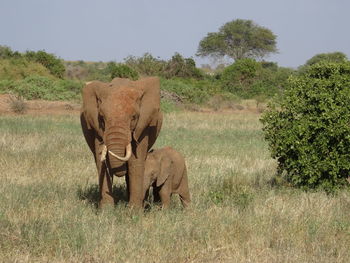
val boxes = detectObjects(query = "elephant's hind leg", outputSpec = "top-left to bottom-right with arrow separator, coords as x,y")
152,185 -> 161,204
178,169 -> 191,208
179,190 -> 191,208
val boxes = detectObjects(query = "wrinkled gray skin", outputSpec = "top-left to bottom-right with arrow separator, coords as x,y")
143,147 -> 191,208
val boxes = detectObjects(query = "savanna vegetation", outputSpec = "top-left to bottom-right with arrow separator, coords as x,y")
1,17 -> 350,262
1,113 -> 349,262
1,18 -> 349,107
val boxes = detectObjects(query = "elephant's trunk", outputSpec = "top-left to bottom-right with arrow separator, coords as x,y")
104,125 -> 132,175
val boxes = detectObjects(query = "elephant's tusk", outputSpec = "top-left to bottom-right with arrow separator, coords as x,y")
108,143 -> 132,161
101,144 -> 107,162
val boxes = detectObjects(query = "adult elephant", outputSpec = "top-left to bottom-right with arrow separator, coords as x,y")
80,77 -> 163,208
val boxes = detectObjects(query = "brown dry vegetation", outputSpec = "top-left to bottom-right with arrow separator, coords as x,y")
0,108 -> 349,262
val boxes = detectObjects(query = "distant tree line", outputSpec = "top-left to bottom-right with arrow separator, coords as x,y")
1,18 -> 349,103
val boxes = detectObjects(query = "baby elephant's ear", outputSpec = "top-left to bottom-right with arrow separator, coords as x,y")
156,155 -> 172,187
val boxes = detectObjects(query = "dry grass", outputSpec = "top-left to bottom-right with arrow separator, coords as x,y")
0,112 -> 349,262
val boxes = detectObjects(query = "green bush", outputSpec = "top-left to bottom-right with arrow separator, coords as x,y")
298,52 -> 348,75
0,45 -> 21,59
305,52 -> 348,67
0,79 -> 16,93
124,53 -> 166,76
125,52 -> 204,79
106,62 -> 139,80
261,62 -> 350,192
220,58 -> 292,99
25,50 -> 65,78
220,58 -> 260,96
163,53 -> 204,79
0,58 -> 54,80
4,75 -> 82,101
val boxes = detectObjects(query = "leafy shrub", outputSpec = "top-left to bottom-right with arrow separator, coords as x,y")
0,58 -> 53,80
6,75 -> 82,101
106,62 -> 139,80
11,75 -> 54,100
298,52 -> 348,75
261,62 -> 350,192
220,58 -> 292,99
125,52 -> 204,79
163,53 -> 204,79
124,53 -> 166,76
0,79 -> 15,94
0,45 -> 21,59
25,50 -> 65,78
305,52 -> 348,67
221,58 -> 260,96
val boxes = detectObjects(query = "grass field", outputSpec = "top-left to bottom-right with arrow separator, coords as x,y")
0,111 -> 349,262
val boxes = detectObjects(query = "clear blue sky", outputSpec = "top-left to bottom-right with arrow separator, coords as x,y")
1,0 -> 349,68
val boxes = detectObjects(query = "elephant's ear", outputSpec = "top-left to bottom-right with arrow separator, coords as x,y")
156,155 -> 172,187
82,81 -> 107,134
133,77 -> 161,142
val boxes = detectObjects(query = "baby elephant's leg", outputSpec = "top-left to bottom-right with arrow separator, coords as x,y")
159,183 -> 171,209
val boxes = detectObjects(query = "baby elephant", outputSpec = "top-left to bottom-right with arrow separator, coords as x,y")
143,147 -> 191,208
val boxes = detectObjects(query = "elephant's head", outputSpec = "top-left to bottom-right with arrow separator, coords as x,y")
144,150 -> 172,188
82,77 -> 160,176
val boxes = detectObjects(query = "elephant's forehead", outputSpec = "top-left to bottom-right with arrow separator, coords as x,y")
109,87 -> 140,100
105,87 -> 140,109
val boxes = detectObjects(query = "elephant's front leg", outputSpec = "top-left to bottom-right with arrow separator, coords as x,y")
127,158 -> 145,208
95,140 -> 114,206
127,134 -> 150,208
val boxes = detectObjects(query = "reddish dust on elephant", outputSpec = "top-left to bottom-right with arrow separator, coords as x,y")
143,147 -> 191,208
80,77 -> 163,208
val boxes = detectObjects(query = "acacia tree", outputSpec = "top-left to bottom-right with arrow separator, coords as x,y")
197,19 -> 277,61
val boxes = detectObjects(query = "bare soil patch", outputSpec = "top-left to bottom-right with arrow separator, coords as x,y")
0,93 -> 262,116
0,94 -> 81,115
